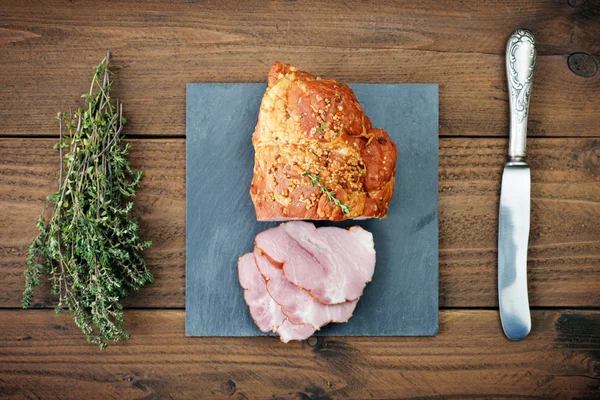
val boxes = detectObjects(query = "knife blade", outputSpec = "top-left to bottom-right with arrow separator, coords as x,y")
498,29 -> 536,341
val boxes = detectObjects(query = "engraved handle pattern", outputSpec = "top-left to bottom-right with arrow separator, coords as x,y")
506,29 -> 536,159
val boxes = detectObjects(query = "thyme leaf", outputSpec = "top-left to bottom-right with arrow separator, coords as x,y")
315,122 -> 329,134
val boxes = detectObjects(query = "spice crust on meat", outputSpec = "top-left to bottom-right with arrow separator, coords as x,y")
251,62 -> 398,221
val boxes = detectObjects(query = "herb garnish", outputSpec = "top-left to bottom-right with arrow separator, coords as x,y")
315,122 -> 329,134
23,52 -> 153,349
302,171 -> 350,215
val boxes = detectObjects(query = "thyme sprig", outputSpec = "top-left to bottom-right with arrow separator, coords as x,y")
302,171 -> 350,215
23,52 -> 153,349
315,122 -> 329,134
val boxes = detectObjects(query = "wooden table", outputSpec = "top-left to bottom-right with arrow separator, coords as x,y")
1,1 -> 599,398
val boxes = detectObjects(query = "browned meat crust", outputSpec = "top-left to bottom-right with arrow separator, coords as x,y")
251,62 -> 397,221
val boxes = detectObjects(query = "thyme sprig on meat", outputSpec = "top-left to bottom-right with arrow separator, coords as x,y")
302,171 -> 350,215
315,122 -> 329,134
23,53 -> 153,350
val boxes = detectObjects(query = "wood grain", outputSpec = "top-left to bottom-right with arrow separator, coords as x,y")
0,0 -> 599,137
0,309 -> 598,399
1,138 -> 598,309
1,1 -> 599,398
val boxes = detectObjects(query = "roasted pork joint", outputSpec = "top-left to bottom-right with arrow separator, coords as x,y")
251,62 -> 398,221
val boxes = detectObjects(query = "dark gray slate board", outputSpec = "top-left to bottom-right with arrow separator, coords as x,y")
186,83 -> 439,337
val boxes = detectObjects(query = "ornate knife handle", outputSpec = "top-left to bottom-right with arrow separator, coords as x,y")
506,29 -> 536,161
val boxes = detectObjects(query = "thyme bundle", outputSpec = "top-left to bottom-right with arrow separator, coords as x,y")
23,53 -> 153,349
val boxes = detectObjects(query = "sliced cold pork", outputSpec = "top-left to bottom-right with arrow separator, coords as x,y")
276,320 -> 316,342
238,253 -> 315,342
254,221 -> 376,305
254,247 -> 358,329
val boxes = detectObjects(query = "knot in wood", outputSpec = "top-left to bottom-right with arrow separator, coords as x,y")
567,0 -> 588,7
568,53 -> 598,78
221,379 -> 237,395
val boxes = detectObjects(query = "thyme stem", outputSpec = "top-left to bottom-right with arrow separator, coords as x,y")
302,171 -> 351,215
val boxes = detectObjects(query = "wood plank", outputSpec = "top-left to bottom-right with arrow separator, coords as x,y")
0,0 -> 599,137
1,138 -> 598,309
2,0 -> 598,55
0,309 -> 598,399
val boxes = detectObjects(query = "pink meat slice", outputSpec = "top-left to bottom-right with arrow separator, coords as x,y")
238,253 -> 284,332
277,320 -> 317,342
255,221 -> 376,305
238,253 -> 316,343
254,248 -> 358,329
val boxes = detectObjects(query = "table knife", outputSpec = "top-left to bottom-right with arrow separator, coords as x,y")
498,29 -> 536,340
